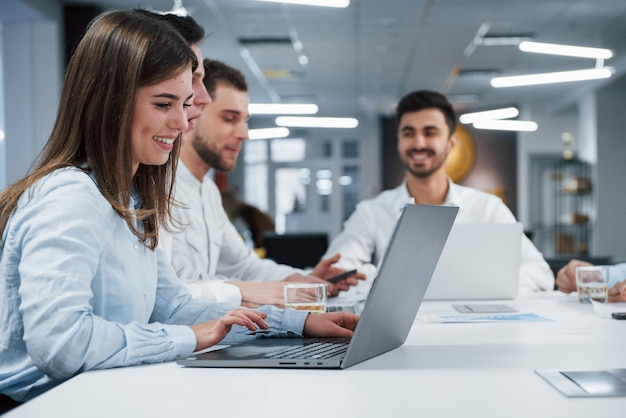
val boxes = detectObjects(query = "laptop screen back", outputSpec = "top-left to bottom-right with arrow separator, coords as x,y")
342,204 -> 458,367
424,223 -> 522,300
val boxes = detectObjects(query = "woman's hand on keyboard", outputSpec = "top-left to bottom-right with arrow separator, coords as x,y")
302,312 -> 359,338
190,309 -> 269,351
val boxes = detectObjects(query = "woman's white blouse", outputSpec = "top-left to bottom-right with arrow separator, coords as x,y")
0,167 -> 306,401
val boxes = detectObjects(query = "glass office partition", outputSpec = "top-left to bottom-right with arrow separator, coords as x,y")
243,139 -> 268,212
243,137 -> 362,239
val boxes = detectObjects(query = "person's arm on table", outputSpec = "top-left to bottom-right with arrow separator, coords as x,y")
309,253 -> 366,292
555,259 -> 592,293
181,278 -> 243,305
302,312 -> 358,338
189,309 -> 358,351
210,200 -> 362,296
215,222 -> 367,294
153,254 -> 359,348
229,280 -> 288,308
608,280 -> 626,303
233,269 -> 362,308
606,263 -> 626,302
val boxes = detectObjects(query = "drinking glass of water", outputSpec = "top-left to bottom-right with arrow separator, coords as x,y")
575,266 -> 609,303
284,283 -> 327,314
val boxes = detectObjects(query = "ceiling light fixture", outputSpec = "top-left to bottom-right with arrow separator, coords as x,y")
491,67 -> 614,88
479,35 -> 532,46
275,116 -> 359,128
519,41 -> 613,59
459,107 -> 519,124
472,120 -> 538,132
249,103 -> 319,115
248,127 -> 290,140
252,0 -> 350,8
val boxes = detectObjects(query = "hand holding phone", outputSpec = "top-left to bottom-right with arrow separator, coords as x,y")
326,269 -> 358,284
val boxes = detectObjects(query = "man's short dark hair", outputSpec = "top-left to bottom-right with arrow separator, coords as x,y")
203,58 -> 248,95
396,90 -> 457,134
135,9 -> 204,45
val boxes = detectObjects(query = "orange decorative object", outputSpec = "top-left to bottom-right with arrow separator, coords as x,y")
445,125 -> 475,182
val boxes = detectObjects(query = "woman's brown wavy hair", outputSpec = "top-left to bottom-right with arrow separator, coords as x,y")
0,9 -> 198,250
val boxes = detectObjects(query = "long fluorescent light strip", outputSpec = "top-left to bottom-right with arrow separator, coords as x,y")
249,103 -> 319,115
491,67 -> 613,88
248,127 -> 290,140
459,107 -> 519,124
519,41 -> 613,59
479,36 -> 532,46
252,0 -> 350,7
473,120 -> 538,132
275,116 -> 358,128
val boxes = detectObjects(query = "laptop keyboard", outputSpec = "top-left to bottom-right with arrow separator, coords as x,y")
265,338 -> 350,359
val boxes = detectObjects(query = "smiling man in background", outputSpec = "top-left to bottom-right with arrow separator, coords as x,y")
324,89 -> 554,294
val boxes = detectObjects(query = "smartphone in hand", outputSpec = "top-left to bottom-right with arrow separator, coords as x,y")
326,269 -> 358,284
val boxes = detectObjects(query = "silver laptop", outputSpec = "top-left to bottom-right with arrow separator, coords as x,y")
424,222 -> 522,300
177,204 -> 458,369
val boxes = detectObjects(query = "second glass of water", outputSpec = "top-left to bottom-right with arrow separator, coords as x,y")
575,266 -> 609,303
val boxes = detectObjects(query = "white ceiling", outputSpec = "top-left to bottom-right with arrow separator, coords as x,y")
20,0 -> 626,128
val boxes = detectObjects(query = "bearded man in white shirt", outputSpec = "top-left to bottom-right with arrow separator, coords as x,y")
324,90 -> 554,293
163,59 -> 362,308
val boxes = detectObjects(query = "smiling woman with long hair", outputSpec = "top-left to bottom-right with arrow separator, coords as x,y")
0,9 -> 359,408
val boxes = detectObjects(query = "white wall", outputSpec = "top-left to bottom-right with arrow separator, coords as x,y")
595,75 -> 626,262
517,104 -> 579,226
1,1 -> 62,188
577,95 -> 598,164
356,110 -> 381,200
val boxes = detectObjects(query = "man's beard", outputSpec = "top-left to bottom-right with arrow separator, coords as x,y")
193,137 -> 234,172
404,148 -> 447,179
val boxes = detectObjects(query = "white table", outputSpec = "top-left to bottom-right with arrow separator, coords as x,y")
6,293 -> 626,418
